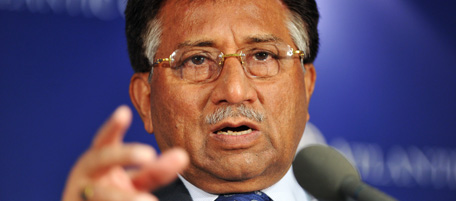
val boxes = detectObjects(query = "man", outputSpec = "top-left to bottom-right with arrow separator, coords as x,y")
62,0 -> 319,200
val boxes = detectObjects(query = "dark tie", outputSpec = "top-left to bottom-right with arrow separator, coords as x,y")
215,191 -> 272,201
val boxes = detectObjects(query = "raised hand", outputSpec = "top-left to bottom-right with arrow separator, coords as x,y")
62,106 -> 189,201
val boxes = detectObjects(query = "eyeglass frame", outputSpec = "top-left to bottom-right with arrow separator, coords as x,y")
147,42 -> 306,82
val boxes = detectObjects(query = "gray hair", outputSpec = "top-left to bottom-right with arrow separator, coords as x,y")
144,18 -> 163,76
286,11 -> 310,63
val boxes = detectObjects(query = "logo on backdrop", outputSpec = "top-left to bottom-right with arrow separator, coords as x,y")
0,0 -> 126,20
331,138 -> 456,190
298,123 -> 456,190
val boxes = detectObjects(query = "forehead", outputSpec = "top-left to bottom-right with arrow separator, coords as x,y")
157,0 -> 292,51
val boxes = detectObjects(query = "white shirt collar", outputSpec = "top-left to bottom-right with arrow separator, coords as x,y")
178,166 -> 313,201
178,174 -> 217,201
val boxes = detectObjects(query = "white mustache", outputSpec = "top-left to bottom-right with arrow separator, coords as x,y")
205,104 -> 265,125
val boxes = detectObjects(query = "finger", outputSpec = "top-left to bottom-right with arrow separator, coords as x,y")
132,148 -> 189,191
85,143 -> 157,174
89,185 -> 157,201
92,105 -> 132,149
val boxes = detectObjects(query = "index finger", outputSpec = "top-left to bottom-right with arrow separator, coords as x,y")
91,105 -> 133,149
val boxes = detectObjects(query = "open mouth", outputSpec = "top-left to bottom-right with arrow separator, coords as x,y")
215,125 -> 254,136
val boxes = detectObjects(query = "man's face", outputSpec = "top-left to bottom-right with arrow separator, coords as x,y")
133,0 -> 316,193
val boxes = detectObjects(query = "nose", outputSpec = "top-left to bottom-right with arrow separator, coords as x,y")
210,57 -> 258,105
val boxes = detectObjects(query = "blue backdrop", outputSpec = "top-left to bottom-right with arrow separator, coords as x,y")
1,0 -> 455,200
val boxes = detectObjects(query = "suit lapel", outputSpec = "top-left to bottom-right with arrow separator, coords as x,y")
153,178 -> 193,201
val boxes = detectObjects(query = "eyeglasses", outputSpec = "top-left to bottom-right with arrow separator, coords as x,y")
148,42 -> 304,83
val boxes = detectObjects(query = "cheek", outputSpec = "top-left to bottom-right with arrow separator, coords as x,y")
261,73 -> 308,150
149,72 -> 210,149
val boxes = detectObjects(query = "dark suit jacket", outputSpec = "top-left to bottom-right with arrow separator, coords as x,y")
153,178 -> 193,201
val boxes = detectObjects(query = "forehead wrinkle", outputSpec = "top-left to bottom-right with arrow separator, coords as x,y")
178,34 -> 283,50
159,0 -> 293,53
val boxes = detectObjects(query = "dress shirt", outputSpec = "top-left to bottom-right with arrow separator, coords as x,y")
178,166 -> 316,201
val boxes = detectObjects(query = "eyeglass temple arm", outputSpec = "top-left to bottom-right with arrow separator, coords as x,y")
293,50 -> 307,72
294,50 -> 305,56
148,58 -> 171,82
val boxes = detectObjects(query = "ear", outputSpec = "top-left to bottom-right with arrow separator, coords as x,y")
304,63 -> 317,121
129,73 -> 154,133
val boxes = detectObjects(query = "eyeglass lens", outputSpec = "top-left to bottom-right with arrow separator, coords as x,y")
166,42 -> 296,82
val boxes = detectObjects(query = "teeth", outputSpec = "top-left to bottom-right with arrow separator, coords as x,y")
216,128 -> 253,135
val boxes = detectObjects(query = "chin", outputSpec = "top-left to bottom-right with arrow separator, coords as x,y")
209,153 -> 272,179
215,168 -> 263,182
211,171 -> 277,194
185,161 -> 283,194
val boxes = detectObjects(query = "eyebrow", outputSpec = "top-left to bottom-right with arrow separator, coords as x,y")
177,40 -> 215,49
176,34 -> 283,49
245,34 -> 283,44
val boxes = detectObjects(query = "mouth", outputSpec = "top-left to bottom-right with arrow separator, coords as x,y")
210,122 -> 261,148
215,125 -> 254,136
